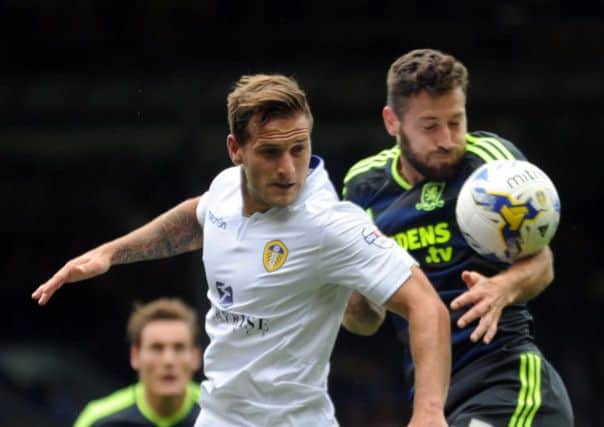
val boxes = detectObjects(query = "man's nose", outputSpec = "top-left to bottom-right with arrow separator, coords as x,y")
436,127 -> 456,150
161,348 -> 176,364
277,152 -> 295,176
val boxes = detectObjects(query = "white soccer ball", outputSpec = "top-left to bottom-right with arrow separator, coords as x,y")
455,159 -> 561,263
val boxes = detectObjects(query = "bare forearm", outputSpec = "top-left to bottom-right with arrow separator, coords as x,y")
498,246 -> 554,304
107,197 -> 202,265
408,301 -> 450,414
385,267 -> 450,417
342,291 -> 385,336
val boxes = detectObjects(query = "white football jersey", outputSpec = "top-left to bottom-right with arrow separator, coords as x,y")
194,156 -> 417,427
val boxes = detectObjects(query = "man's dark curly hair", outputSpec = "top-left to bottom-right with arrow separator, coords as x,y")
387,48 -> 469,115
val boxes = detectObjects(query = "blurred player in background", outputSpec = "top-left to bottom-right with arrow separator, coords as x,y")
342,48 -> 573,426
74,298 -> 202,427
33,74 -> 451,426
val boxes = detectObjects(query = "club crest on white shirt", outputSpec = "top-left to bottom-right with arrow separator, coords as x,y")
263,240 -> 288,272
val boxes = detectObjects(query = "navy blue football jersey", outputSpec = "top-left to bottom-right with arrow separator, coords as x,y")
343,131 -> 535,375
74,382 -> 200,427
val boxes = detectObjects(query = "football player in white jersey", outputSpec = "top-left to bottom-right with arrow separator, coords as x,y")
33,74 -> 450,426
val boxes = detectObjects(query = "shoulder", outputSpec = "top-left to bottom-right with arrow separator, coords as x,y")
203,166 -> 241,214
73,384 -> 136,427
296,196 -> 369,238
342,145 -> 398,204
465,131 -> 526,163
207,166 -> 240,194
318,201 -> 373,239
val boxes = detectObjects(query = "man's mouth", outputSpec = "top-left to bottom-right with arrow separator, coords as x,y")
160,374 -> 178,383
272,183 -> 295,190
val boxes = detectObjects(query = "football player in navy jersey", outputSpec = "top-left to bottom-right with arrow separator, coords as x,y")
342,48 -> 573,426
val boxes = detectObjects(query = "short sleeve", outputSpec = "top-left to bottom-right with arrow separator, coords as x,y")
319,201 -> 418,305
195,192 -> 208,227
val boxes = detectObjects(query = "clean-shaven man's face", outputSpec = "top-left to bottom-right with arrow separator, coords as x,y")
131,320 -> 200,398
228,112 -> 312,215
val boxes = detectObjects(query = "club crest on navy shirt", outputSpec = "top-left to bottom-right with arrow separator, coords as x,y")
415,182 -> 446,211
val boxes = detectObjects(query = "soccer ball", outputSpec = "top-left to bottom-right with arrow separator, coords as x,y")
455,159 -> 561,263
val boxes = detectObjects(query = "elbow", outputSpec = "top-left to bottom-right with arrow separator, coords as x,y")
543,265 -> 554,287
433,297 -> 450,328
541,246 -> 555,288
421,295 -> 450,330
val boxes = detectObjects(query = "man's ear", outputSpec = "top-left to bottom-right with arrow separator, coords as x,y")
227,134 -> 243,165
383,106 -> 400,137
130,345 -> 140,371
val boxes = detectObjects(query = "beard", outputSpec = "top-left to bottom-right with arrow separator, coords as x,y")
397,131 -> 465,181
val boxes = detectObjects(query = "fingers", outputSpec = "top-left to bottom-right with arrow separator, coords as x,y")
32,273 -> 64,305
31,261 -> 87,306
469,310 -> 492,342
456,299 -> 490,328
452,291 -> 502,344
461,270 -> 484,289
32,285 -> 52,306
452,271 -> 489,310
450,289 -> 475,310
482,318 -> 499,344
453,272 -> 505,344
469,310 -> 500,344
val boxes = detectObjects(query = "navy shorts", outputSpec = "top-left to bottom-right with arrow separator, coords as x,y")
446,343 -> 573,427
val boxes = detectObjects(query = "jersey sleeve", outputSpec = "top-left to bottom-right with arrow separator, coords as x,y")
466,131 -> 527,162
341,174 -> 356,202
72,385 -> 136,427
195,192 -> 208,227
318,201 -> 418,305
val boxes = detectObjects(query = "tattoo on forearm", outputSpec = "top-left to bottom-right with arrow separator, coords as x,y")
111,204 -> 202,265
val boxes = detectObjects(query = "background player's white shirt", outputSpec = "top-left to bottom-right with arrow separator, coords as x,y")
194,156 -> 417,427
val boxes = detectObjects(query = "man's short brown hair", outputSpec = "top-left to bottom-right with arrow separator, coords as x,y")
387,49 -> 469,115
126,298 -> 199,347
227,74 -> 313,145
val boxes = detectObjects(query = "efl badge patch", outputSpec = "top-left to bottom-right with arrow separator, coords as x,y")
362,226 -> 394,249
263,240 -> 288,272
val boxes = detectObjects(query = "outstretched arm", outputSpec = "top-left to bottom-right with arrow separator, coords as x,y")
450,246 -> 554,344
32,196 -> 203,305
386,267 -> 450,427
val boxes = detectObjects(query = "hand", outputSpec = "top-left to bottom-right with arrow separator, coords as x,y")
450,270 -> 512,344
32,246 -> 112,305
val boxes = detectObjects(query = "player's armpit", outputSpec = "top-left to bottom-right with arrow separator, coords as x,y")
341,290 -> 385,336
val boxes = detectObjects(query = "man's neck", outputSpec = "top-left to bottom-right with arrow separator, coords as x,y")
398,156 -> 424,187
240,170 -> 270,216
144,387 -> 187,418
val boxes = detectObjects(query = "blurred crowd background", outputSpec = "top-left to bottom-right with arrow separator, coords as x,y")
2,1 -> 604,426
